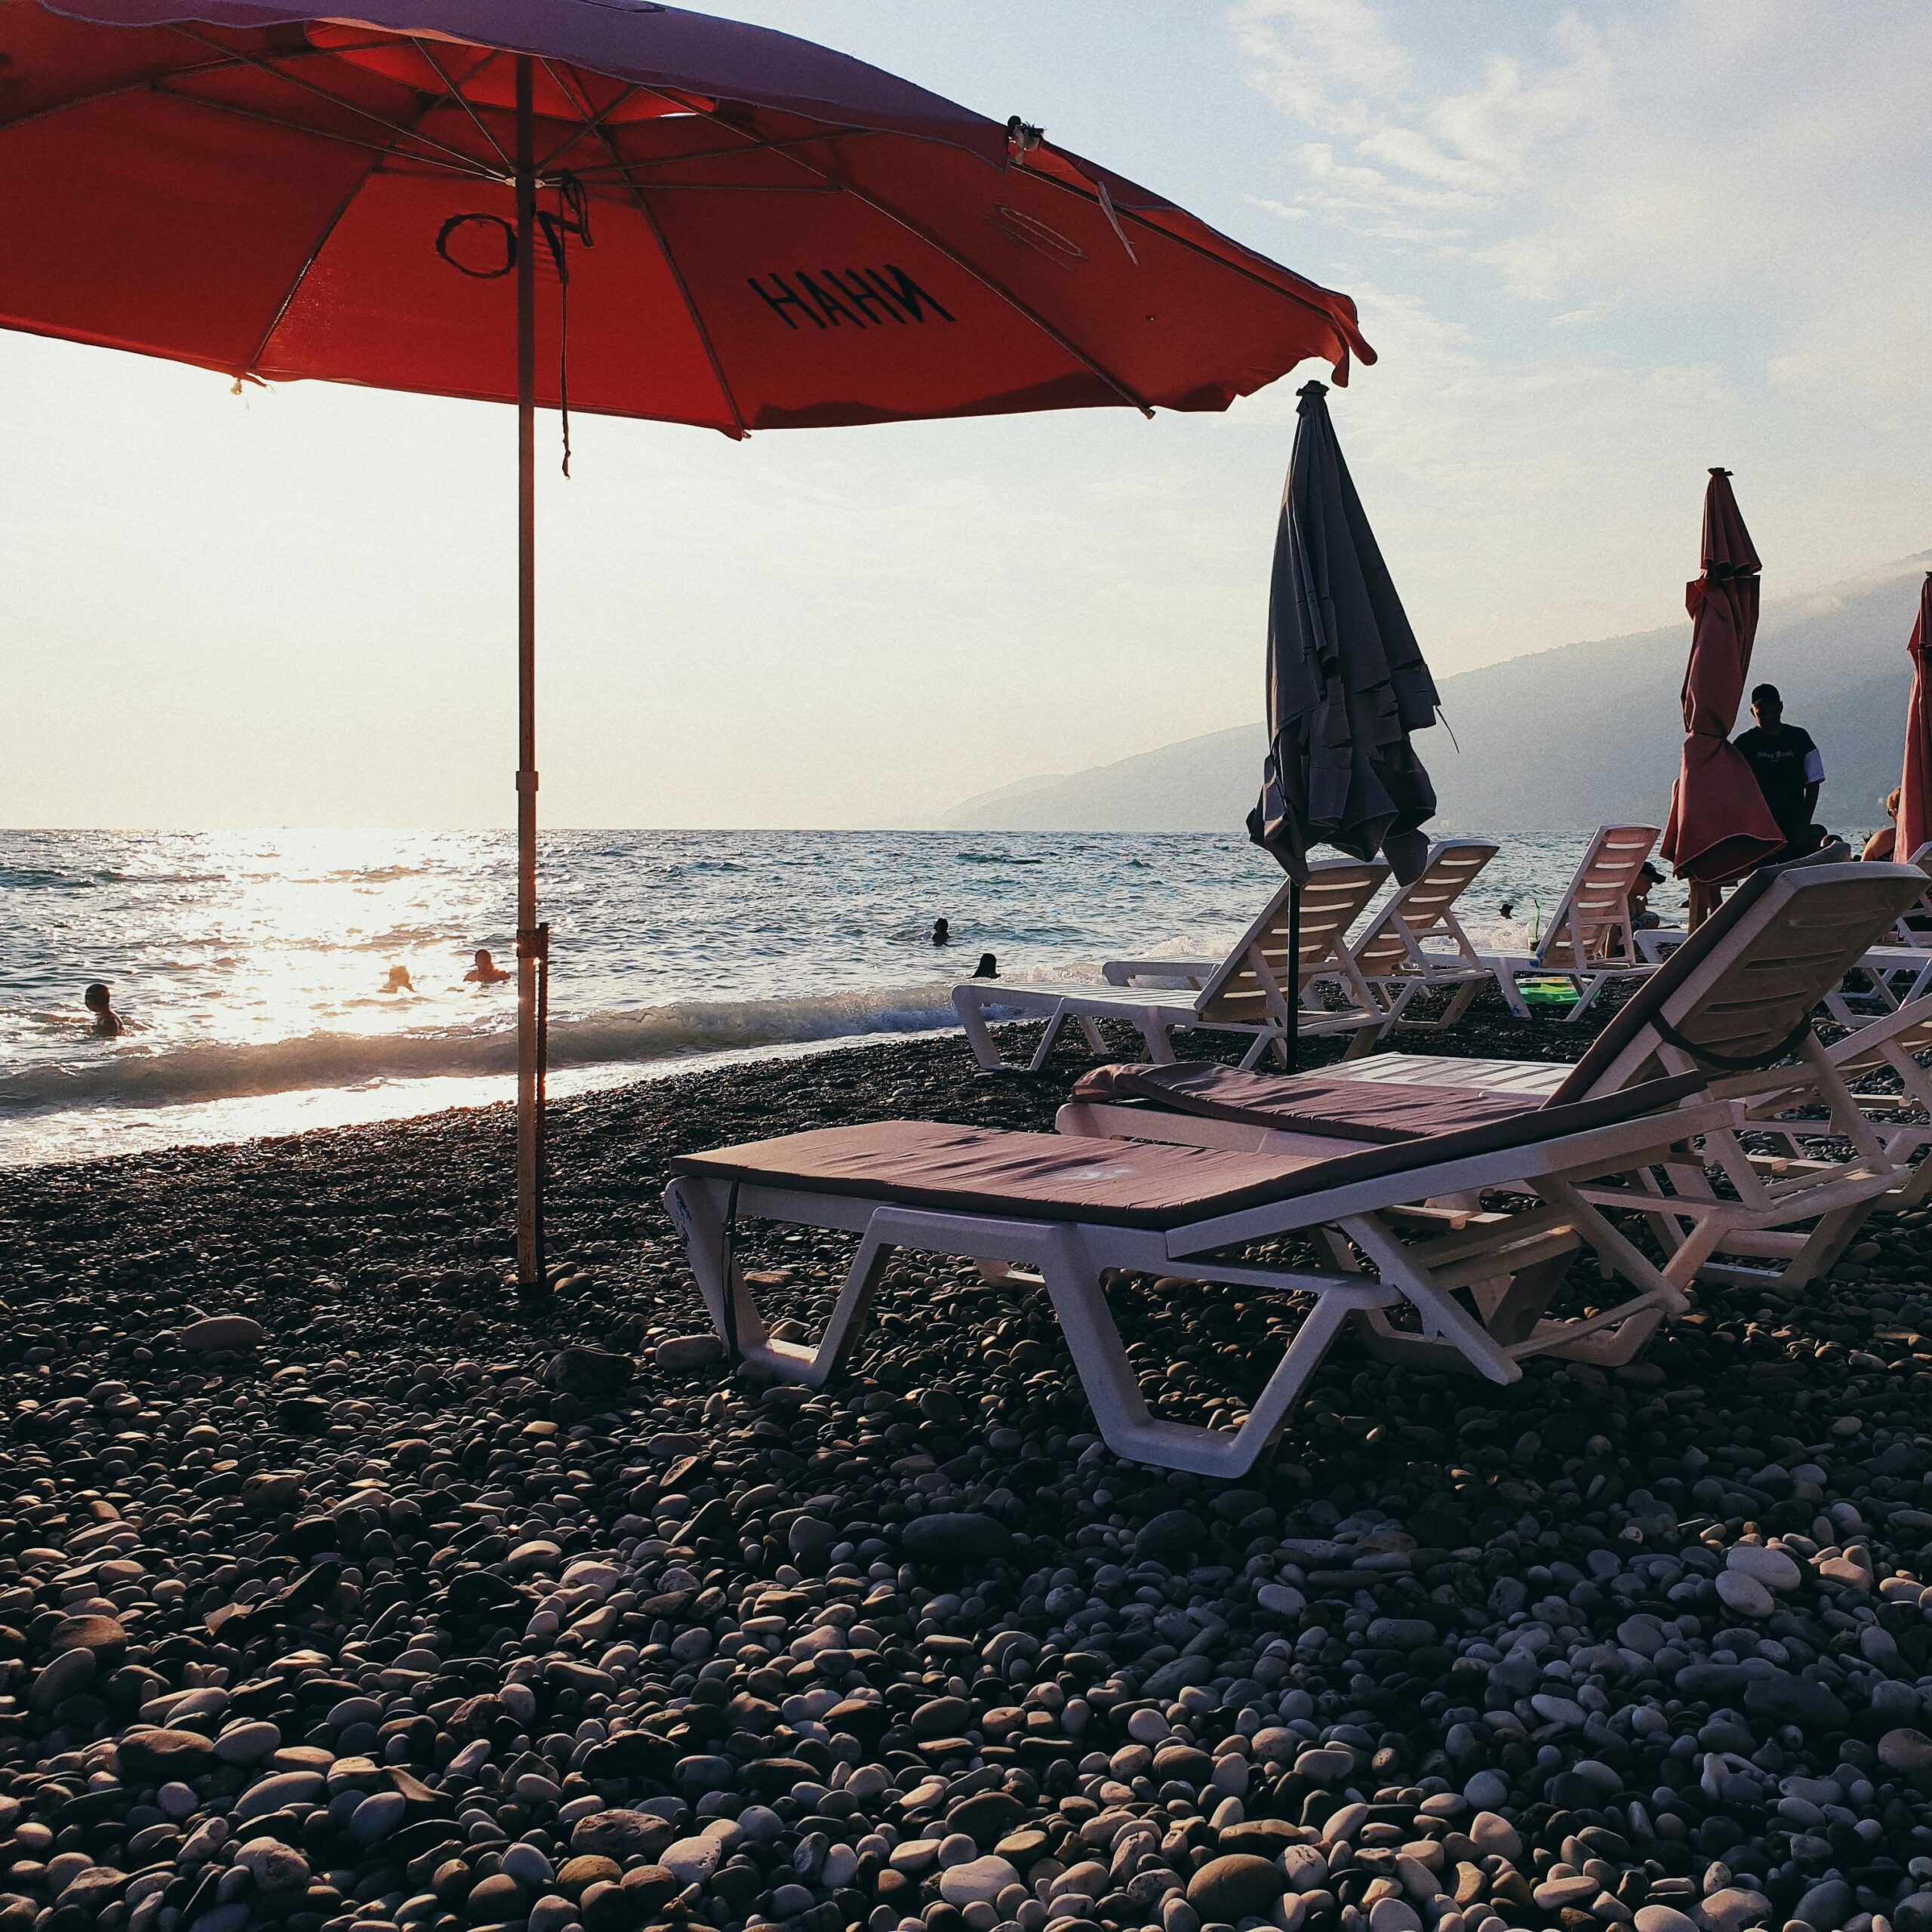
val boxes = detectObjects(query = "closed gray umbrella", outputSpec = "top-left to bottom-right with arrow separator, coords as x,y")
1247,380 -> 1440,1062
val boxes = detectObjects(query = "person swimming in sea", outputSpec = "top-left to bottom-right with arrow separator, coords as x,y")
464,948 -> 510,986
383,965 -> 414,995
931,918 -> 950,946
971,952 -> 998,980
84,982 -> 125,1038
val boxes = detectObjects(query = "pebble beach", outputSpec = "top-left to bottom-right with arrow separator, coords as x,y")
4,1005 -> 1931,1932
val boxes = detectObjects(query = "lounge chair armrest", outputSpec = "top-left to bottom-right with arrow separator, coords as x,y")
1102,958 -> 1218,987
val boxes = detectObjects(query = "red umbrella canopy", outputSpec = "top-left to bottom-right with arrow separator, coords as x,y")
1660,469 -> 1785,886
1899,574 -> 1932,864
2,0 -> 1373,432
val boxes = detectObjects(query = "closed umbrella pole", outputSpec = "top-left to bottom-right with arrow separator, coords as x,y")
1660,468 -> 1783,921
1900,574 -> 1932,865
1249,381 -> 1438,1066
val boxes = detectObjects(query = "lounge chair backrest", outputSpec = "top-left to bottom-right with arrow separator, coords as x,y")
1533,825 -> 1660,970
1351,840 -> 1500,978
1549,855 -> 1927,1103
1195,860 -> 1387,1026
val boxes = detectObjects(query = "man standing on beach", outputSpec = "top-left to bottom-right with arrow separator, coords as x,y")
1734,683 -> 1824,857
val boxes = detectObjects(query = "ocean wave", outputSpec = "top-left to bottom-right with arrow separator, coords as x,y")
0,983 -> 961,1113
954,851 -> 1043,866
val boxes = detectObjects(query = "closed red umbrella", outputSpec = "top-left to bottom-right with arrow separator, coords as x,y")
1899,574 -> 1932,863
2,0 -> 1373,1283
1660,468 -> 1784,894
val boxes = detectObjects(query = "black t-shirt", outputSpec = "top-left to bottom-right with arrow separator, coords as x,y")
1734,724 -> 1822,835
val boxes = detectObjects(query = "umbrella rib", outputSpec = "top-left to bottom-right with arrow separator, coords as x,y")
564,123 -> 890,182
534,68 -> 648,176
835,180 -> 1156,417
165,23 -> 498,175
540,60 -> 749,439
237,70 -> 460,380
615,106 -> 1157,417
409,37 -> 513,173
1022,162 -> 1370,361
143,83 -> 494,178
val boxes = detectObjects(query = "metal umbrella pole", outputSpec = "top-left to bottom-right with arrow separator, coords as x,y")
513,56 -> 546,1291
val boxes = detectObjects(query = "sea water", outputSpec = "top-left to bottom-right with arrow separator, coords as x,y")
0,827 -> 1672,1165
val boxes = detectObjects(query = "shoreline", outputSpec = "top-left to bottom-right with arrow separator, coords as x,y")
3,1008 -> 1929,1932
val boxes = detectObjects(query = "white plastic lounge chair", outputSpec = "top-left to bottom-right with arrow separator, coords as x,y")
953,860 -> 1386,1074
664,1084 -> 1738,1476
1736,991 -> 1932,1210
1062,856 -> 1929,1306
1346,838 -> 1503,1032
1481,825 -> 1660,1022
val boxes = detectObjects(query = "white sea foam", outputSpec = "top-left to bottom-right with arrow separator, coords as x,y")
0,983 -> 961,1114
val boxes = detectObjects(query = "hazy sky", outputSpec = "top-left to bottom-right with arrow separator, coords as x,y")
4,1 -> 1929,829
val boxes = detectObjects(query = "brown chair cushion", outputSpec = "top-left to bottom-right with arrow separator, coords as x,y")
672,1083 -> 1707,1235
1071,1062 -> 1546,1142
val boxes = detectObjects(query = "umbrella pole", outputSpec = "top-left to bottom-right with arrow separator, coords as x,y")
513,56 -> 545,1290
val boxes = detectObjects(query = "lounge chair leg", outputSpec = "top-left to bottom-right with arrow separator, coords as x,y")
955,991 -> 1005,1072
1335,1213 -> 1518,1383
1026,1008 -> 1072,1075
1497,974 -> 1532,1021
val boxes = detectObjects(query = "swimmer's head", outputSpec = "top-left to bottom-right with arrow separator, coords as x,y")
385,965 -> 413,992
84,982 -> 112,1014
474,949 -> 494,968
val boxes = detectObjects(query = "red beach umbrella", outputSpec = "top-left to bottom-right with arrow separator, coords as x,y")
1899,574 -> 1932,864
2,0 -> 1374,1284
1660,468 -> 1784,890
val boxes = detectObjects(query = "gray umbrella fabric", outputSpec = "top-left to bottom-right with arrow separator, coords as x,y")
1248,381 -> 1439,887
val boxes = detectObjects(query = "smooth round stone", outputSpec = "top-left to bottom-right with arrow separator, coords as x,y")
1463,1772 -> 1508,1810
180,1315 -> 264,1352
1533,1877 -> 1598,1911
1727,1544 -> 1801,1591
661,1835 -> 721,1887
214,1721 -> 282,1766
1792,1879 -> 1855,1930
28,1647 -> 94,1712
1714,1570 -> 1774,1618
1370,1901 -> 1423,1932
940,1857 -> 1022,1907
1468,1814 -> 1521,1861
1699,1887 -> 1773,1932
502,1843 -> 555,1887
1879,1730 -> 1932,1775
1186,1856 -> 1284,1922
466,1873 -> 533,1923
903,1513 -> 1012,1562
1634,1909 -> 1699,1932
48,1614 -> 127,1665
1294,1747 -> 1354,1786
528,1897 -> 576,1932
508,1540 -> 562,1575
347,1790 -> 407,1843
158,1783 -> 198,1821
655,1334 -> 724,1370
1257,1583 -> 1306,1617
233,1839 -> 310,1890
119,1730 -> 217,1784
1127,1709 -> 1171,1746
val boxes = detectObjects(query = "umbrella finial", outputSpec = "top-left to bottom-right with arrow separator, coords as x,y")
1709,466 -> 1731,478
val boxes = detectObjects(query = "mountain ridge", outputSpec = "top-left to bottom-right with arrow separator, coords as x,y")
938,552 -> 1932,832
